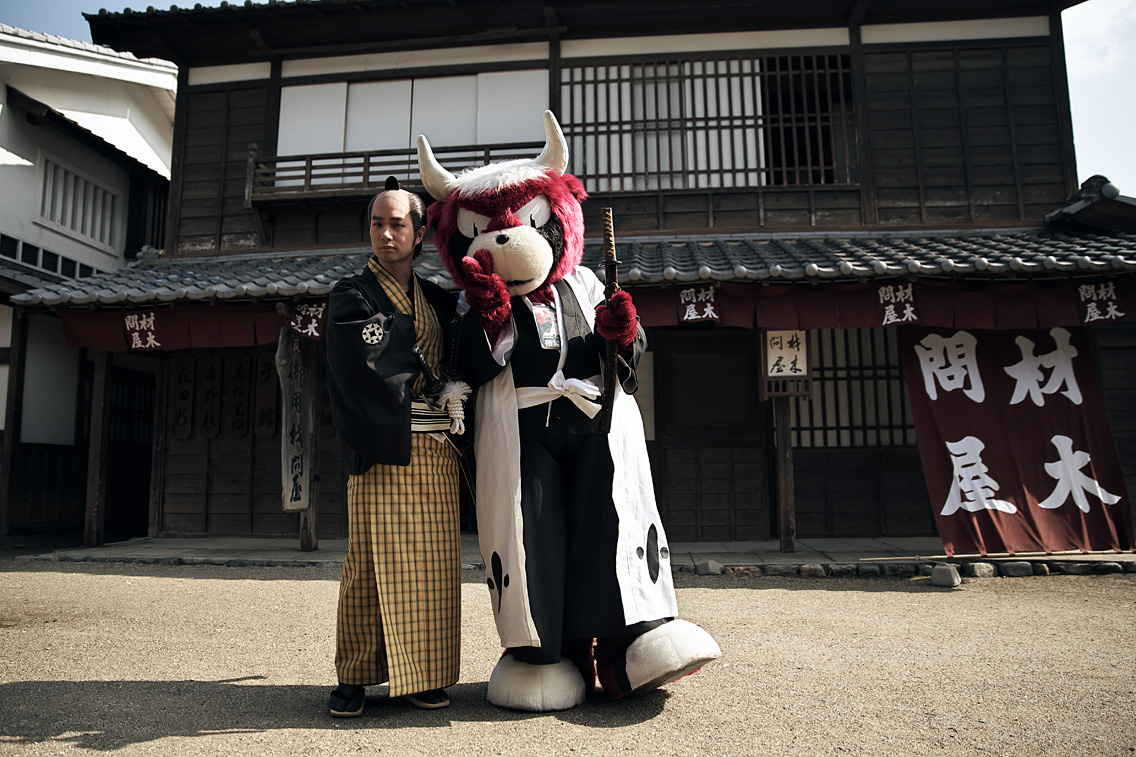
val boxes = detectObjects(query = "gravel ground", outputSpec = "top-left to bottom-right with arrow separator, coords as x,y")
0,560 -> 1134,757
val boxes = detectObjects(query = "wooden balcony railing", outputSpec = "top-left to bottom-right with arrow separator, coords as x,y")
245,141 -> 543,207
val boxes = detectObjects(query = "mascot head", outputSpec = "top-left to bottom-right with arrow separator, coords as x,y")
417,111 -> 587,297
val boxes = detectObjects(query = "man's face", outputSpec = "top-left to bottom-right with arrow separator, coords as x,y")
369,191 -> 424,268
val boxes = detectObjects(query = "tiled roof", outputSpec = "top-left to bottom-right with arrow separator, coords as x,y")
0,259 -> 64,293
0,23 -> 177,69
587,229 -> 1136,285
10,228 -> 1136,310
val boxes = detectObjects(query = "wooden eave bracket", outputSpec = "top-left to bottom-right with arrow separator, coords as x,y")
848,0 -> 872,27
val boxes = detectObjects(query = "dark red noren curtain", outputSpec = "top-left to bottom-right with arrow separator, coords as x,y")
59,304 -> 288,351
899,325 -> 1133,556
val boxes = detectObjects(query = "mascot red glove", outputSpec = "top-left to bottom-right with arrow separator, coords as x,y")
594,289 -> 638,352
460,250 -> 511,345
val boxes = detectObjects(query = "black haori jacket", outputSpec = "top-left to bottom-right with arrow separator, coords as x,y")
326,266 -> 457,474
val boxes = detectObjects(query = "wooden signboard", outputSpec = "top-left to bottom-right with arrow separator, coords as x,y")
761,329 -> 812,399
275,331 -> 312,513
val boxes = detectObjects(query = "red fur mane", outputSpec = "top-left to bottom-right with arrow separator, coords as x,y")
430,171 -> 587,290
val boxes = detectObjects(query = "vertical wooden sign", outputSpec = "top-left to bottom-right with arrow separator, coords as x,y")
275,331 -> 311,512
171,354 -> 195,440
253,344 -> 278,438
223,353 -> 251,439
196,353 -> 222,439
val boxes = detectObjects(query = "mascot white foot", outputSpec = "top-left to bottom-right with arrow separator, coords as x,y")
487,654 -> 587,712
623,619 -> 721,695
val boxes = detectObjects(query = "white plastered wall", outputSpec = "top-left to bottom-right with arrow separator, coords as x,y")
0,86 -> 131,272
20,314 -> 78,445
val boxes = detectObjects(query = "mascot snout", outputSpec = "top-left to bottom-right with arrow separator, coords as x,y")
466,226 -> 554,297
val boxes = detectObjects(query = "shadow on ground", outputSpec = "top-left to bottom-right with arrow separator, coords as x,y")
0,677 -> 667,750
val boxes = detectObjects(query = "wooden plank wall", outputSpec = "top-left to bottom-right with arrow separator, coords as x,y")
178,85 -> 270,253
173,36 -> 1073,253
864,40 -> 1070,227
662,444 -> 767,542
583,187 -> 864,233
1092,322 -> 1136,527
158,344 -> 347,537
179,82 -> 368,253
794,447 -> 934,537
7,445 -> 86,528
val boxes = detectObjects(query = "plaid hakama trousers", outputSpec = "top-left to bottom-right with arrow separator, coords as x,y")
335,433 -> 461,696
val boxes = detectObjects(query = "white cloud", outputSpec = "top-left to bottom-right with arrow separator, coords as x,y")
1063,0 -> 1136,79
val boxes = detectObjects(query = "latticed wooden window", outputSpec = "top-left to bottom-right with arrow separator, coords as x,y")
38,156 -> 120,252
560,52 -> 858,192
791,328 -> 916,448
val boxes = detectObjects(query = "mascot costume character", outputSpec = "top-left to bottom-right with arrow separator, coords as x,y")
418,111 -> 720,711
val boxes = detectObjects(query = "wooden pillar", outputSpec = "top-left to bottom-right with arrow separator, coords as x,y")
848,21 -> 878,225
0,310 -> 29,535
148,357 -> 169,537
84,350 -> 113,547
1049,10 -> 1080,197
300,506 -> 318,552
545,6 -> 562,118
299,334 -> 320,552
774,396 -> 796,553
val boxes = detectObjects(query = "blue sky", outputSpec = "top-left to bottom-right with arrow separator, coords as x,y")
4,0 -> 1134,196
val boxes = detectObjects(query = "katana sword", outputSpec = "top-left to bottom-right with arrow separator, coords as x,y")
599,207 -> 619,433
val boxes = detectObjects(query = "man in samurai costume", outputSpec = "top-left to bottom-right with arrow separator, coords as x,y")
417,111 -> 720,711
324,178 -> 470,717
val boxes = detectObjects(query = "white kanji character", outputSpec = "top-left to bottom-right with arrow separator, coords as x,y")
303,320 -> 320,337
702,302 -> 718,319
1097,282 -> 1116,301
901,303 -> 918,322
697,286 -> 715,303
679,288 -> 696,304
140,312 -> 156,330
144,332 -> 161,348
895,283 -> 913,303
1083,302 -> 1103,323
914,330 -> 985,402
882,304 -> 901,326
878,285 -> 895,304
1004,327 -> 1082,407
130,331 -> 145,349
124,314 -> 139,330
683,303 -> 700,321
1077,284 -> 1097,302
1037,435 -> 1122,513
1105,302 -> 1126,320
941,436 -> 1017,516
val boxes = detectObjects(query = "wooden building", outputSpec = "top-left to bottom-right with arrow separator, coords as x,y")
0,25 -> 174,541
7,0 -> 1136,552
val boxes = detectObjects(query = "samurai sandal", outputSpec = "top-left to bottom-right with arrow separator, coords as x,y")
403,688 -> 450,709
328,684 -> 365,718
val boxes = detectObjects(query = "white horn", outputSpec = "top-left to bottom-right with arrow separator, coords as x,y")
417,134 -> 457,201
535,110 -> 569,176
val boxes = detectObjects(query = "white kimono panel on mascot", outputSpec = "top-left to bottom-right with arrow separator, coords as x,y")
418,111 -> 720,711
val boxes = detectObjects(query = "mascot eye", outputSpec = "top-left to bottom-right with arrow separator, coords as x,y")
457,208 -> 492,239
516,195 -> 551,229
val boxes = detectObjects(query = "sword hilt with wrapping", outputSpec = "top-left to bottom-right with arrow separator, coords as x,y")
599,207 -> 620,433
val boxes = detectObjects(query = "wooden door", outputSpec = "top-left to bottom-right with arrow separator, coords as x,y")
653,329 -> 768,541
